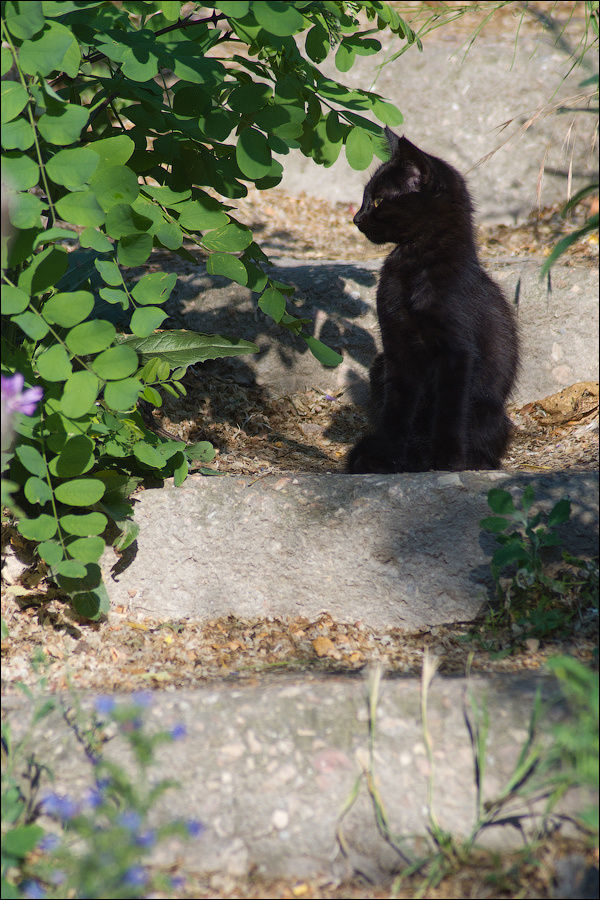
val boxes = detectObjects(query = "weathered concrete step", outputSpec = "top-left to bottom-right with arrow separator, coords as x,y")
101,471 -> 598,629
167,258 -> 599,407
3,673 -> 592,885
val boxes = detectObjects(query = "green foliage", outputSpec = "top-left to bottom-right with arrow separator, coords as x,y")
1,679 -> 201,898
1,0 -> 406,617
479,486 -> 599,643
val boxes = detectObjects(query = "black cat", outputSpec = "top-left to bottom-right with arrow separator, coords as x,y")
347,129 -> 519,474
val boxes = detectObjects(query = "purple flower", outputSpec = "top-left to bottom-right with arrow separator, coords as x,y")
169,723 -> 187,741
170,875 -> 186,890
94,695 -> 116,715
134,828 -> 156,848
41,792 -> 79,820
86,787 -> 104,809
185,819 -> 205,837
122,865 -> 147,888
117,810 -> 142,831
1,373 -> 43,416
21,880 -> 46,899
130,690 -> 153,708
38,834 -> 60,852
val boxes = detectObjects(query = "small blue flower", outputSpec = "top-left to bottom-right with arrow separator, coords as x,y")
41,792 -> 79,820
122,865 -> 147,888
135,828 -> 156,848
170,875 -> 186,890
95,776 -> 112,791
117,810 -> 142,831
86,787 -> 104,809
94,695 -> 116,715
131,690 -> 152,708
169,723 -> 187,741
38,834 -> 60,852
21,880 -> 46,899
186,819 -> 205,837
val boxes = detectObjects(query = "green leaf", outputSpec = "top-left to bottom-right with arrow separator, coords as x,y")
345,127 -> 373,170
1,118 -> 35,150
103,377 -> 142,411
42,290 -> 94,327
131,272 -> 177,305
305,22 -> 329,63
0,81 -> 29,124
9,192 -> 45,229
153,220 -> 183,250
18,246 -> 68,295
38,540 -> 64,566
10,309 -> 49,340
80,227 -> 112,252
15,444 -> 46,476
253,0 -> 304,35
24,475 -> 53,506
66,320 -> 116,355
99,287 -> 128,307
56,558 -> 87,578
303,335 -> 343,367
37,103 -> 88,145
215,0 -> 249,15
117,329 -> 259,366
1,154 -> 39,190
67,535 -> 105,563
1,285 -> 29,315
480,516 -> 509,533
17,513 -> 57,541
258,287 -> 286,322
95,259 -> 122,286
206,252 -> 248,286
70,584 -> 110,620
46,147 -> 100,190
130,306 -> 167,337
0,824 -> 44,858
33,227 -> 78,248
60,511 -> 107,536
36,344 -> 73,381
89,135 -> 135,167
487,488 -> 516,516
48,435 -> 95,477
335,42 -> 355,73
228,81 -> 272,114
491,541 -> 531,571
54,478 -> 105,506
19,21 -> 81,78
105,203 -> 152,239
133,442 -> 166,468
1,46 -> 12,76
372,97 -> 403,127
174,198 -> 229,231
548,498 -> 571,527
202,221 -> 252,252
118,232 -> 153,266
236,127 -> 272,179
4,1 -> 45,40
90,165 -> 139,212
185,441 -> 215,461
55,189 -> 105,227
91,344 -> 138,380
59,371 -> 99,418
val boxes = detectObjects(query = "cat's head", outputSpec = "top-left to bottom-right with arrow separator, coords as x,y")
353,128 -> 471,245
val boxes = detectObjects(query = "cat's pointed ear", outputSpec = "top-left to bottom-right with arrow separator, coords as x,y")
384,126 -> 401,156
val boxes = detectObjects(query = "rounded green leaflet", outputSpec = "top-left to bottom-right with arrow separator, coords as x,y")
1,285 -> 29,315
24,475 -> 53,506
54,477 -> 105,506
253,0 -> 304,35
36,344 -> 73,381
59,371 -> 99,418
215,0 -> 249,15
205,252 -> 248,286
117,232 -> 153,266
19,21 -> 81,78
95,259 -> 121,286
131,271 -> 177,305
335,42 -> 355,73
43,290 -> 94,327
345,127 -> 374,170
37,540 -> 64,567
66,536 -> 105,564
33,227 -> 77,249
99,287 -> 128,307
372,98 -> 403,127
1,82 -> 29,124
103,377 -> 143,411
15,444 -> 46,476
236,127 -> 272,179
56,558 -> 88,578
1,154 -> 39,191
90,165 -> 139,211
130,306 -> 167,338
9,193 -> 45,229
18,246 -> 68,296
121,45 -> 159,82
37,103 -> 88,146
258,287 -> 286,322
17,513 -> 57,541
55,190 -> 105,228
303,334 -> 343,367
154,220 -> 183,250
80,227 -> 112,252
202,222 -> 253,252
174,199 -> 229,231
4,2 -> 45,40
46,147 -> 100,190
10,309 -> 49,341
48,435 -> 95,477
105,203 -> 153,239
66,320 -> 116,355
133,442 -> 166,468
91,344 -> 138,380
90,134 -> 135,168
60,511 -> 107,536
305,23 -> 329,63
1,118 -> 35,150
1,46 -> 11,76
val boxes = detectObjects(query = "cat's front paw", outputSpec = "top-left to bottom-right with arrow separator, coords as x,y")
346,434 -> 402,474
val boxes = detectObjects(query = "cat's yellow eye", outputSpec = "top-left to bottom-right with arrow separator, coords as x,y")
373,198 -> 382,207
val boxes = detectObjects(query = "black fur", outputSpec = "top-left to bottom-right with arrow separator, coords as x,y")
347,130 -> 519,474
